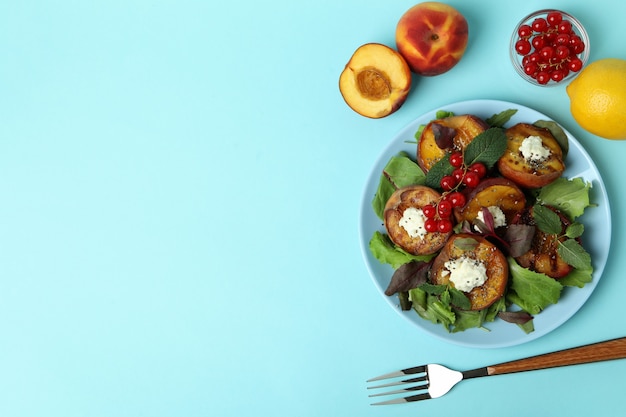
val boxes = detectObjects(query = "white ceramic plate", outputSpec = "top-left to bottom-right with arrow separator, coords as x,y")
359,99 -> 611,348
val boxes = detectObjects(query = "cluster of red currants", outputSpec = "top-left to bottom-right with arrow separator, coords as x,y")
514,11 -> 586,84
422,152 -> 487,234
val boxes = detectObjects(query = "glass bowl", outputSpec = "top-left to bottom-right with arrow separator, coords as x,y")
510,9 -> 590,86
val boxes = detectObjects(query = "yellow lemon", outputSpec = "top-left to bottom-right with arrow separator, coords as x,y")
566,58 -> 626,140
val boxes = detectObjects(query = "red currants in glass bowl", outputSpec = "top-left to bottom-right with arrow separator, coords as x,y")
510,9 -> 590,86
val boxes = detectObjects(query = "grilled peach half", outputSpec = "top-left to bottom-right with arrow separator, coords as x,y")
417,114 -> 488,172
512,206 -> 575,278
454,177 -> 526,225
384,185 -> 452,256
430,234 -> 508,311
497,123 -> 565,188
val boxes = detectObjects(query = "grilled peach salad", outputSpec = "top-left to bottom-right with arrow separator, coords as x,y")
370,109 -> 593,333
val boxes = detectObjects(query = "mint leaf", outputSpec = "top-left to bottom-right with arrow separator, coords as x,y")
536,177 -> 592,219
463,128 -> 508,169
486,109 -> 517,127
532,204 -> 562,234
558,239 -> 592,270
424,153 -> 454,189
449,287 -> 471,310
565,223 -> 584,239
507,257 -> 563,314
419,282 -> 447,295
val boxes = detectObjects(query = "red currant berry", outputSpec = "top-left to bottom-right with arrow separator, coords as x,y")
449,151 -> 463,168
558,21 -> 572,34
539,46 -> 554,60
518,24 -> 533,38
437,219 -> 453,233
536,71 -> 550,84
448,191 -> 466,208
568,57 -> 583,72
440,175 -> 456,191
524,62 -> 538,76
546,11 -> 563,26
571,40 -> 585,54
437,200 -> 453,217
532,17 -> 548,32
555,45 -> 570,60
422,204 -> 436,218
531,36 -> 545,50
551,69 -> 565,82
452,168 -> 465,183
555,33 -> 570,46
462,171 -> 480,187
469,162 -> 487,178
528,52 -> 541,63
424,218 -> 438,233
515,39 -> 531,55
544,31 -> 557,43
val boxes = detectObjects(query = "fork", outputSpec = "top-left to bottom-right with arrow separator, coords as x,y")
367,336 -> 626,405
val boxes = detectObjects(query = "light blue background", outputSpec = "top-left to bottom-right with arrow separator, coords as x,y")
1,1 -> 625,416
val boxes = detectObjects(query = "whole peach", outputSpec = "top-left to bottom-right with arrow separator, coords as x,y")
396,2 -> 469,76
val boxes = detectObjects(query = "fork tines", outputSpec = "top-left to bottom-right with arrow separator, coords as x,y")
367,365 -> 431,405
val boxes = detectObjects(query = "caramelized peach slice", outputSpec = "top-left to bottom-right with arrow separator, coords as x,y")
384,185 -> 452,255
417,114 -> 488,172
497,123 -> 565,188
454,177 -> 526,225
430,234 -> 508,311
512,206 -> 575,278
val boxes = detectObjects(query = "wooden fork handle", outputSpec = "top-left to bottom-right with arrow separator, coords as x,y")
487,336 -> 626,376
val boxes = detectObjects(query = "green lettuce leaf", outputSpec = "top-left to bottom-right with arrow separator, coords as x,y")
507,257 -> 563,315
410,287 -> 455,331
371,152 -> 426,219
369,231 -> 434,269
452,309 -> 487,333
535,177 -> 592,219
559,267 -> 593,288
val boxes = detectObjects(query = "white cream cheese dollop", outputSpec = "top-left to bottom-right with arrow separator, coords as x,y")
399,207 -> 427,238
519,135 -> 551,162
442,256 -> 488,292
476,206 -> 507,228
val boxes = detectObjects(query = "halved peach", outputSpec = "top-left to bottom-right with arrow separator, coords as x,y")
417,114 -> 488,172
338,43 -> 412,119
384,185 -> 451,255
497,123 -> 565,188
430,233 -> 508,311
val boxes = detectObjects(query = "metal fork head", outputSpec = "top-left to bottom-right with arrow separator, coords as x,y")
367,364 -> 463,405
